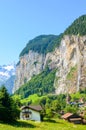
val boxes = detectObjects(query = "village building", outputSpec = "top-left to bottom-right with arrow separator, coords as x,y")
62,113 -> 83,124
20,105 -> 42,121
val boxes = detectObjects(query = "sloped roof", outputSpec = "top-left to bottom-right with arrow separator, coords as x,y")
21,106 -> 29,110
62,113 -> 73,119
29,105 -> 42,112
21,105 -> 42,112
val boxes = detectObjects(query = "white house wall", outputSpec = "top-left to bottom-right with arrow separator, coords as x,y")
30,109 -> 41,121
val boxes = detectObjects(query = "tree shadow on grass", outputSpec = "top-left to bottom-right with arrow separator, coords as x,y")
0,120 -> 36,128
13,120 -> 36,128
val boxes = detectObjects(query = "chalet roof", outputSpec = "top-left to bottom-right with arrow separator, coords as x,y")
62,113 -> 83,120
29,105 -> 42,112
21,106 -> 29,110
62,113 -> 73,119
21,105 -> 42,112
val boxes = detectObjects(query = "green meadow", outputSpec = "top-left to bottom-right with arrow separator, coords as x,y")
0,119 -> 86,130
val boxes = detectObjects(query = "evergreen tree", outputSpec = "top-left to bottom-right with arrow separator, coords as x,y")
0,85 -> 20,122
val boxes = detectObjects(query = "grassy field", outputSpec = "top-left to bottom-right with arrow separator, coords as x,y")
0,119 -> 86,130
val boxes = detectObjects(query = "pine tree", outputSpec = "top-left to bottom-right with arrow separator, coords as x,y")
0,85 -> 20,122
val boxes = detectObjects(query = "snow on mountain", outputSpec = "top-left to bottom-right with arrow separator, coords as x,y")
3,65 -> 15,71
0,64 -> 16,93
0,71 -> 9,77
0,64 -> 15,78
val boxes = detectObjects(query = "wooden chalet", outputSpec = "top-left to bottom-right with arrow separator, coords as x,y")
20,105 -> 43,121
62,113 -> 83,124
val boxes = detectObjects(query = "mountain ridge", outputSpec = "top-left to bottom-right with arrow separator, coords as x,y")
64,14 -> 86,35
19,34 -> 63,57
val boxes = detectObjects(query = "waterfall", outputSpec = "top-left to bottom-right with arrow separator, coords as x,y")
77,69 -> 81,91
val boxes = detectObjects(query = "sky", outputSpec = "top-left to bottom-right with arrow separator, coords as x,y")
0,0 -> 86,65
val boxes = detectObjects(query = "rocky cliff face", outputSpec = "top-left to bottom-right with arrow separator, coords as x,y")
13,35 -> 86,94
55,35 -> 86,94
13,49 -> 60,93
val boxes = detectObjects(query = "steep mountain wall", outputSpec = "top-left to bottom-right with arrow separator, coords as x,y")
13,49 -> 60,93
55,35 -> 86,94
13,35 -> 86,94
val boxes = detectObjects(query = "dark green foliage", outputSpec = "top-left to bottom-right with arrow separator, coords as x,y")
64,15 -> 86,35
15,67 -> 56,98
39,94 -> 66,118
64,104 -> 78,114
19,34 -> 63,57
0,86 -> 20,122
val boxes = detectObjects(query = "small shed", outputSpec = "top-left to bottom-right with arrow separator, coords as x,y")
62,113 -> 83,124
20,105 -> 42,121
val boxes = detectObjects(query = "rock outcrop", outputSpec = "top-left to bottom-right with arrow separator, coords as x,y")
55,35 -> 86,94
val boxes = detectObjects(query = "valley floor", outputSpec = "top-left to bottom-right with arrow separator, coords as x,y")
0,118 -> 86,130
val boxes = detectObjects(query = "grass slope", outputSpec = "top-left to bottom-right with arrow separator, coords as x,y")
0,119 -> 86,130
